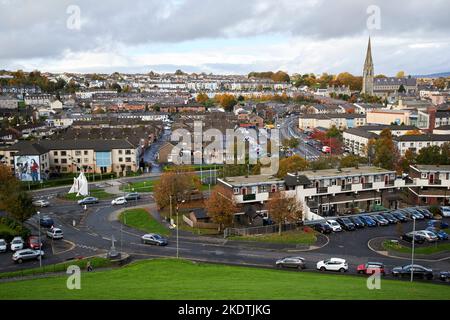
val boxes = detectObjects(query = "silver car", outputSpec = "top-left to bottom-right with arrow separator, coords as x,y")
414,230 -> 439,243
12,249 -> 44,263
276,257 -> 306,270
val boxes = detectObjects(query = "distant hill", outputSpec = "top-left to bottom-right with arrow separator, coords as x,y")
413,71 -> 450,78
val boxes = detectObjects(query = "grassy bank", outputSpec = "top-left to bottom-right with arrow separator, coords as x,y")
120,180 -> 157,193
230,228 -> 317,245
60,189 -> 115,201
383,240 -> 450,255
119,209 -> 169,236
0,259 -> 448,300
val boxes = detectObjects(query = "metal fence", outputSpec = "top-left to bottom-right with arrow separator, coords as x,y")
224,222 -> 301,238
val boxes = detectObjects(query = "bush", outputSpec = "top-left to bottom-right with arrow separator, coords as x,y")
429,205 -> 441,216
0,217 -> 31,242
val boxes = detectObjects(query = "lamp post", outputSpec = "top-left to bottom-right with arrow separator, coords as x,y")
37,211 -> 42,268
176,199 -> 185,259
411,216 -> 416,282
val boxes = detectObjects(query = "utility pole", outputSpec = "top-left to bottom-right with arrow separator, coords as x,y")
37,211 -> 42,268
411,217 -> 416,282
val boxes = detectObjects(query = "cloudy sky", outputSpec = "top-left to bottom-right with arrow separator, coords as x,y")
1,0 -> 449,75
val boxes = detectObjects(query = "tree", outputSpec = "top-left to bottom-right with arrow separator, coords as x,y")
340,155 -> 365,168
416,145 -> 442,165
196,92 -> 209,104
206,186 -> 237,232
397,149 -> 416,174
326,125 -> 341,139
396,71 -> 405,78
214,94 -> 237,112
267,192 -> 303,235
277,155 -> 309,178
405,129 -> 422,135
372,129 -> 398,170
398,84 -> 406,93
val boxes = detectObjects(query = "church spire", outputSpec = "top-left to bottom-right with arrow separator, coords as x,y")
362,37 -> 374,95
364,37 -> 373,68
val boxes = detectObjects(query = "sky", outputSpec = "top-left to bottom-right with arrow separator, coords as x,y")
1,0 -> 449,76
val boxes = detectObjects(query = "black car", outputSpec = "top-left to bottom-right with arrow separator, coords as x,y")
381,213 -> 399,224
439,271 -> 450,282
391,211 -> 408,222
392,264 -> 433,280
336,218 -> 356,231
401,232 -> 426,244
125,192 -> 141,201
349,216 -> 365,228
314,222 -> 333,234
39,216 -> 54,228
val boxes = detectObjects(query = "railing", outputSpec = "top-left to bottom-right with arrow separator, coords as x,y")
429,179 -> 442,185
341,185 -> 352,191
363,183 -> 373,189
385,181 -> 395,187
317,187 -> 328,194
224,222 -> 302,238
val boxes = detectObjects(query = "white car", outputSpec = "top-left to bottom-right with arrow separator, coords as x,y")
32,199 -> 50,207
414,230 -> 439,242
317,258 -> 348,272
10,237 -> 24,251
111,197 -> 127,206
441,206 -> 450,217
0,239 -> 7,252
46,228 -> 64,240
326,220 -> 342,232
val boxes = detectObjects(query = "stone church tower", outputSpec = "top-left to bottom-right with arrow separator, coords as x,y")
361,37 -> 374,95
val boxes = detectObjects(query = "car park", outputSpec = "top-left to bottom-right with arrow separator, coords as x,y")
426,227 -> 448,240
111,197 -> 127,206
39,216 -> 54,228
381,212 -> 399,224
141,234 -> 168,246
77,197 -> 99,205
32,199 -> 50,207
275,257 -> 306,270
313,222 -> 333,234
124,193 -> 141,201
336,218 -> 356,231
0,239 -> 7,252
440,206 -> 450,217
371,215 -> 389,226
401,232 -> 425,244
357,262 -> 385,275
439,271 -> 450,282
325,220 -> 342,232
46,227 -> 63,239
349,216 -> 365,228
414,230 -> 439,243
391,211 -> 408,222
391,264 -> 433,280
427,220 -> 449,229
27,236 -> 43,249
316,258 -> 348,272
10,237 -> 24,251
12,249 -> 44,264
360,215 -> 377,227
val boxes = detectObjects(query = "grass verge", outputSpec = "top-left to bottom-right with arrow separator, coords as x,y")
0,258 -> 448,300
119,209 -> 169,236
229,228 -> 317,245
60,189 -> 115,201
383,240 -> 450,255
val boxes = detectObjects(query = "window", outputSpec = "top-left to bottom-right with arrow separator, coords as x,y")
61,159 -> 67,164
125,157 -> 131,163
53,151 -> 58,156
76,158 -> 81,164
84,151 -> 88,155
233,187 -> 240,195
54,159 -> 59,164
125,150 -> 132,155
119,158 -> 123,162
118,150 -> 123,155
421,173 -> 427,179
75,151 -> 81,156
84,158 -> 89,163
61,151 -> 67,156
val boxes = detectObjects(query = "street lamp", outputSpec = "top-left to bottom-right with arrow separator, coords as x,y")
176,199 -> 185,259
411,216 -> 416,282
37,211 -> 42,268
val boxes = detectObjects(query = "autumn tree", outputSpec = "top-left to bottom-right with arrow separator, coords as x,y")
196,92 -> 209,104
405,129 -> 422,136
214,94 -> 237,112
396,71 -> 405,78
206,186 -> 237,231
371,129 -> 398,170
277,155 -> 309,178
267,192 -> 303,235
397,149 -> 416,174
340,155 -> 365,168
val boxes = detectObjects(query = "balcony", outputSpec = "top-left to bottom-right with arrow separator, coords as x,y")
317,187 -> 328,194
429,179 -> 442,186
363,183 -> 373,189
385,181 -> 395,187
341,184 -> 352,191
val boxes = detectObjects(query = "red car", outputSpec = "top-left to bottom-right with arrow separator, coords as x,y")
27,236 -> 43,250
357,262 -> 385,275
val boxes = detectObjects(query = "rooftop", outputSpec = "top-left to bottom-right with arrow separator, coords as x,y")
219,175 -> 283,187
298,166 -> 394,179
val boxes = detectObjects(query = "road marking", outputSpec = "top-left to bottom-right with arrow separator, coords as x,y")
51,240 -> 76,255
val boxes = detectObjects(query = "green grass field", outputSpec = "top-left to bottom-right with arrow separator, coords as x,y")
119,209 -> 170,236
61,189 -> 115,201
120,180 -> 157,193
383,240 -> 450,255
0,259 -> 448,300
230,229 -> 317,245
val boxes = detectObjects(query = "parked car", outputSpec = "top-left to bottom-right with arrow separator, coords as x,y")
125,192 -> 141,201
10,237 -> 24,251
39,216 -> 54,228
360,215 -> 377,227
12,249 -> 44,264
111,197 -> 127,206
357,262 -> 386,275
371,215 -> 389,226
316,258 -> 348,272
391,264 -> 433,280
414,230 -> 439,243
77,197 -> 99,205
325,220 -> 342,232
32,199 -> 50,207
401,232 -> 426,244
427,220 -> 449,229
440,206 -> 450,218
391,211 -> 408,222
314,222 -> 333,234
46,227 -> 63,240
426,227 -> 449,240
27,236 -> 42,249
401,209 -> 424,220
439,271 -> 450,282
381,213 -> 399,224
275,257 -> 306,270
0,239 -> 7,252
141,234 -> 168,246
349,216 -> 365,229
415,208 -> 433,219
336,218 -> 356,231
